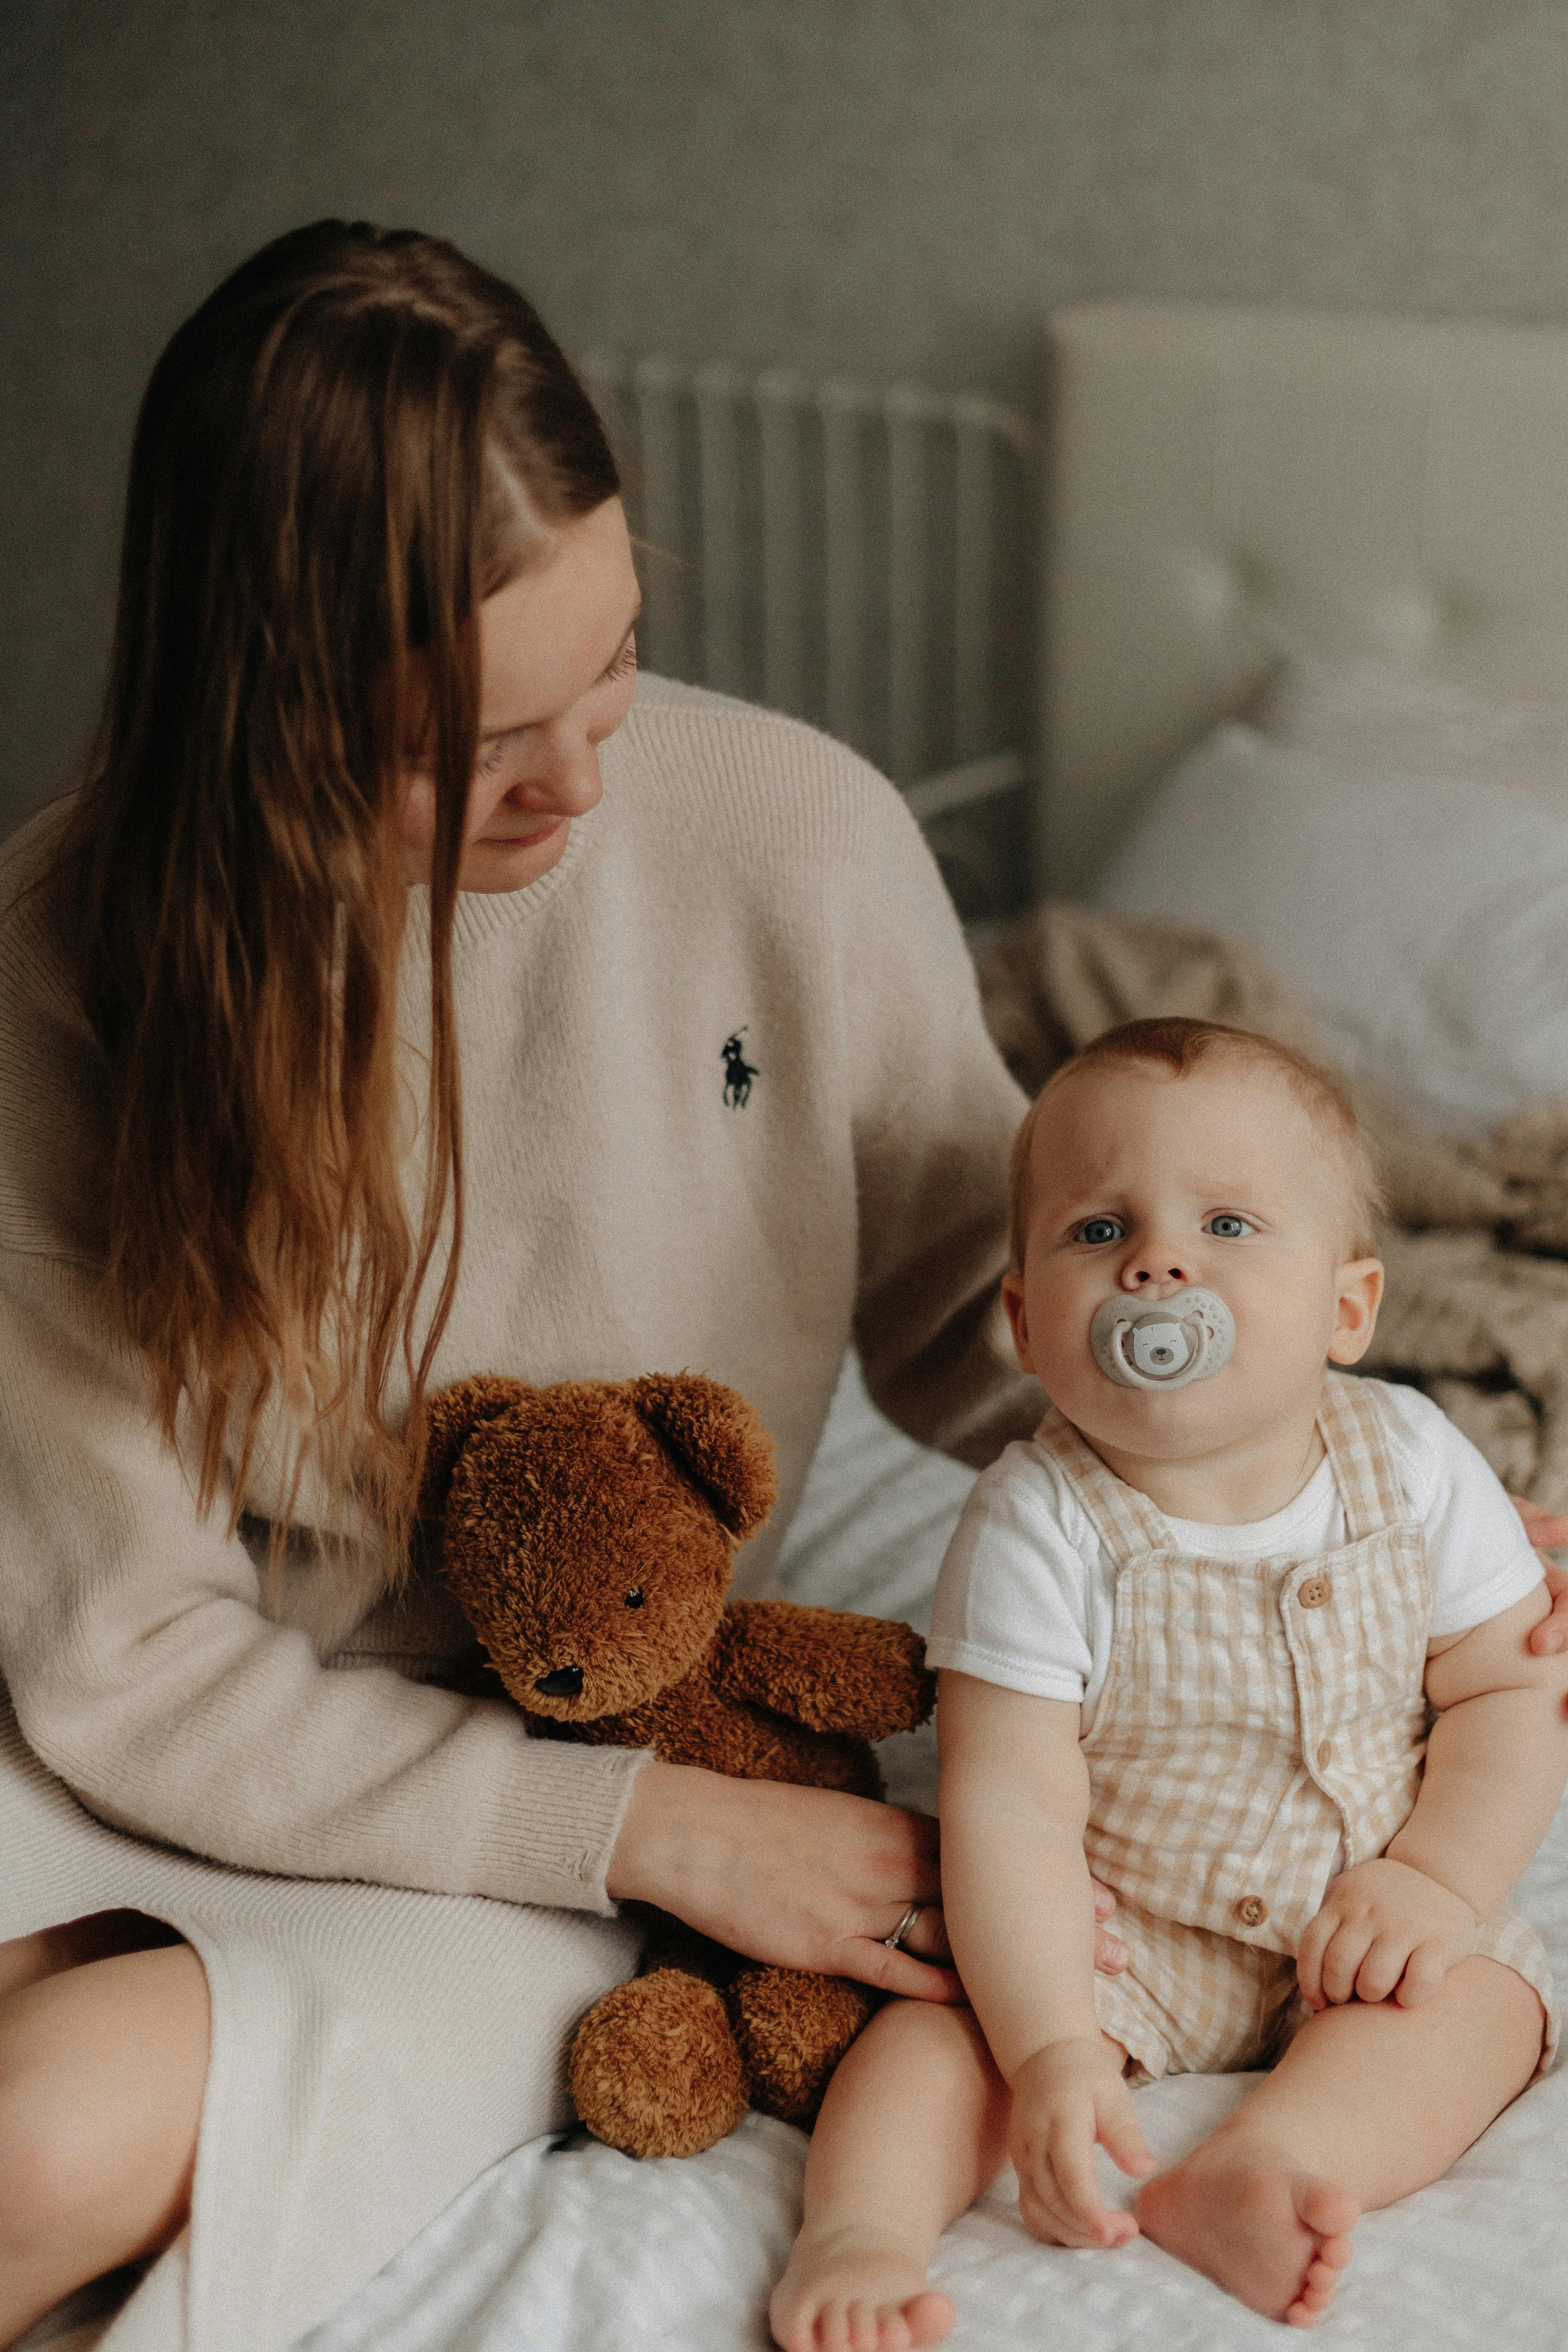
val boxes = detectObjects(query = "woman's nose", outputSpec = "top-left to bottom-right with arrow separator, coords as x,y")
518,734 -> 603,818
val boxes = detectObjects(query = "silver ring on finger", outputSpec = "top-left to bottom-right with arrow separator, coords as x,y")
884,1903 -> 924,1952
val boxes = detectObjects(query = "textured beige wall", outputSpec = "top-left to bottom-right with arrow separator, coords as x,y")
5,0 -> 1568,833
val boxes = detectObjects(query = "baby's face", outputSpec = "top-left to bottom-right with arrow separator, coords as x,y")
1006,1058 -> 1379,1465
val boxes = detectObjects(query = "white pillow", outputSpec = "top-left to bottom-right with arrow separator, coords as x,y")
1091,723 -> 1568,1139
1256,655 -> 1568,815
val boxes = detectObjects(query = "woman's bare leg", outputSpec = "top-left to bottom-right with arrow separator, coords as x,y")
1135,1956 -> 1544,2329
0,1910 -> 182,2004
770,2000 -> 1014,2352
0,1933 -> 209,2347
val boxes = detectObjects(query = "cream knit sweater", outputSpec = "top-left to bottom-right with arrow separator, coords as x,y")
0,677 -> 1035,2349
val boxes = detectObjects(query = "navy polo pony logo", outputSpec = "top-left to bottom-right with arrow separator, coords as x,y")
721,1029 -> 758,1108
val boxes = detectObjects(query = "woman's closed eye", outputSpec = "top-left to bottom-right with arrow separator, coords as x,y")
474,635 -> 637,779
1205,1213 -> 1255,1240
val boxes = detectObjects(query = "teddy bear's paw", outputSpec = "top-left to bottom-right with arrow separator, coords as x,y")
569,1967 -> 750,2159
728,1966 -> 880,2129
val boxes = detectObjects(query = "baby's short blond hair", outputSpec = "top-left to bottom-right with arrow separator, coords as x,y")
1008,1017 -> 1384,1272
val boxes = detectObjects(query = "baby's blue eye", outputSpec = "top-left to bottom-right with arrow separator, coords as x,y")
1207,1214 -> 1251,1239
1078,1218 -> 1123,1246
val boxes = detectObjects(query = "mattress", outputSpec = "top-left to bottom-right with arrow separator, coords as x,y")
302,1356 -> 1568,2352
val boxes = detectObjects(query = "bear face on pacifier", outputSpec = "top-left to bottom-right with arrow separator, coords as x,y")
1089,1286 -> 1237,1392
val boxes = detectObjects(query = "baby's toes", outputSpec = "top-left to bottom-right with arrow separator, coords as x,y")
844,2303 -> 879,2352
1298,2182 -> 1359,2243
841,2298 -> 905,2352
1286,2252 -> 1349,2326
903,2292 -> 957,2347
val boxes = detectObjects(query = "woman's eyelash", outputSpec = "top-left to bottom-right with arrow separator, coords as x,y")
474,640 -> 636,776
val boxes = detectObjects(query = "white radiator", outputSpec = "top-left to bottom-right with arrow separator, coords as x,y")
579,355 -> 1034,833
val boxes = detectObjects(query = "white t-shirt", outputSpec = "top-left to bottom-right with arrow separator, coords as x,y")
927,1379 -> 1544,1736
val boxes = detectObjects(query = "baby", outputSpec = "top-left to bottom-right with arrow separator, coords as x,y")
772,1017 -> 1567,2349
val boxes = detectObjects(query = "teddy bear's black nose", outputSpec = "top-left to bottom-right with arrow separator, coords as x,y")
534,1665 -> 584,1698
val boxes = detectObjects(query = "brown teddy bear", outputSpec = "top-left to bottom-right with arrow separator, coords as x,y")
417,1368 -> 935,2159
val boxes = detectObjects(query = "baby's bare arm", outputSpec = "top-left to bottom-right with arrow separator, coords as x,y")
937,1674 -> 1099,2064
1390,1585 -> 1568,1919
1299,1585 -> 1568,2012
937,1672 -> 1152,2244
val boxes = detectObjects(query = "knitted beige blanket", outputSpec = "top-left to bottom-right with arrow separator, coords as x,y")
976,903 -> 1568,1512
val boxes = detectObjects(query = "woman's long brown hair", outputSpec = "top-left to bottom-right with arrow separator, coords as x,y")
46,221 -> 618,1575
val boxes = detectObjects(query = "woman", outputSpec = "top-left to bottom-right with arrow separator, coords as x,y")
0,219 -> 1049,2351
2,222 -> 1563,2352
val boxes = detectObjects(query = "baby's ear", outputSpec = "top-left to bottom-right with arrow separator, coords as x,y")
629,1374 -> 778,1539
415,1375 -> 531,1521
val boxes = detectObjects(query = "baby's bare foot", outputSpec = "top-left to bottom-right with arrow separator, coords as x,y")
1135,2144 -> 1357,2328
769,2230 -> 955,2352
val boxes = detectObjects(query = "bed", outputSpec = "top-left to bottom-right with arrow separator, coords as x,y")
44,302 -> 1568,2352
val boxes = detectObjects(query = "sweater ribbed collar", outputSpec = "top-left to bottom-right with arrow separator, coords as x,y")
401,802 -> 597,956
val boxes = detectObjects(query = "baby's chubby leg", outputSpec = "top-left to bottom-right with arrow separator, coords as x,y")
770,1999 -> 1009,2352
1136,1955 -> 1544,2329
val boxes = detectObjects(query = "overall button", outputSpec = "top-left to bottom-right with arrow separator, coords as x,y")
1298,1576 -> 1332,1610
1235,1895 -> 1269,1927
1317,1739 -> 1334,1769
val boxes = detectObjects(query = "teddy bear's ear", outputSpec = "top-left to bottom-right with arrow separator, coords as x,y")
629,1374 -> 779,1539
415,1374 -> 531,1521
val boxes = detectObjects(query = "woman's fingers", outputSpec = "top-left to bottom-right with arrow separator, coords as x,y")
609,1769 -> 953,1981
1093,1925 -> 1129,1975
1512,1496 -> 1568,1550
896,1905 -> 952,1964
1528,1559 -> 1568,1658
1091,1879 -> 1117,1920
851,1938 -> 966,2003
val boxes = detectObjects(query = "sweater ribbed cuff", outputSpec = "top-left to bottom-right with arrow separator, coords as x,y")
466,1735 -> 655,1916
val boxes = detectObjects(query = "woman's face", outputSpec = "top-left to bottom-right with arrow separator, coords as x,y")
399,495 -> 642,894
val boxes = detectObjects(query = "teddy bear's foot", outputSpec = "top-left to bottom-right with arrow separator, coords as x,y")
729,1965 -> 880,2129
570,1966 -> 750,2158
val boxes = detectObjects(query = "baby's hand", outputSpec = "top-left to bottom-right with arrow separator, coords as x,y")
1297,1857 -> 1477,2012
1009,2035 -> 1155,2249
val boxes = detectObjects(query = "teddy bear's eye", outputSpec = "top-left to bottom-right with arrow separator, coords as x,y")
624,1587 -> 644,1609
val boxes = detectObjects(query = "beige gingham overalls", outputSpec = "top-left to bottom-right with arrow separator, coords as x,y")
1037,1371 -> 1557,2083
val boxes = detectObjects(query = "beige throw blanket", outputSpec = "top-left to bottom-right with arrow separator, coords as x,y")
977,904 -> 1568,1512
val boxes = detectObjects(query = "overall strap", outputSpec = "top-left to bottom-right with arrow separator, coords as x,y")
1034,1404 -> 1169,1563
1316,1371 -> 1410,1541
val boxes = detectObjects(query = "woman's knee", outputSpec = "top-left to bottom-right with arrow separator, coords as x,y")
0,2035 -> 104,2262
0,1911 -> 182,2003
0,1943 -> 208,2266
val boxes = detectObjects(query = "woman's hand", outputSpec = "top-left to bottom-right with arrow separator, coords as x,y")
1512,1495 -> 1568,1659
1523,1496 -> 1568,1665
606,1762 -> 1128,2000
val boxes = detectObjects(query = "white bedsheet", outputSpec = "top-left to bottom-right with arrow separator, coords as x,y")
302,1357 -> 1568,2352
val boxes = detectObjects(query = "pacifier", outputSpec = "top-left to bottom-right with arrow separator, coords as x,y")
1089,1286 -> 1236,1391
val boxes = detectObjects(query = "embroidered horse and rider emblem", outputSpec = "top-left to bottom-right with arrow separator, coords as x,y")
721,1029 -> 758,1108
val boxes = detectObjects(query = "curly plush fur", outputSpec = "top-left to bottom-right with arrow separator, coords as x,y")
418,1370 -> 934,2158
